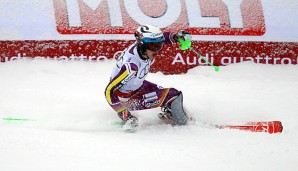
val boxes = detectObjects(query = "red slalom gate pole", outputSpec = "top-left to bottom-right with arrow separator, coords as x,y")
216,121 -> 283,134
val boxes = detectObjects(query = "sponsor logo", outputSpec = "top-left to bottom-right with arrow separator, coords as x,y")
144,92 -> 158,103
255,126 -> 269,133
0,53 -> 108,62
143,92 -> 161,107
145,100 -> 161,108
54,0 -> 265,35
172,53 -> 296,65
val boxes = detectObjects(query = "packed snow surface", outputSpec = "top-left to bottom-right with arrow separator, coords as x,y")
0,59 -> 298,171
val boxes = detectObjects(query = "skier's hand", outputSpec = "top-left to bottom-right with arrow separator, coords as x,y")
174,30 -> 192,50
174,30 -> 192,42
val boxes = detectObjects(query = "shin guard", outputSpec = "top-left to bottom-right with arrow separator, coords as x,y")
170,92 -> 189,125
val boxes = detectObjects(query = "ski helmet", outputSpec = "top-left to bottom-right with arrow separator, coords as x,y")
134,25 -> 165,52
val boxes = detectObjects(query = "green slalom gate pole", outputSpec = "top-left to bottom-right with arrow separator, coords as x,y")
178,38 -> 220,72
2,117 -> 35,121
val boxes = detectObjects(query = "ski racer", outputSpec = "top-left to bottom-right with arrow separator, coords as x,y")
104,24 -> 192,129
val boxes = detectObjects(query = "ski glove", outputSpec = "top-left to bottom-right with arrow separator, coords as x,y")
174,30 -> 192,42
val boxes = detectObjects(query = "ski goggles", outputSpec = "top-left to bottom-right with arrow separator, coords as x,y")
146,42 -> 164,52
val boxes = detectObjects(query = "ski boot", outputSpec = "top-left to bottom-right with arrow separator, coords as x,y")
158,106 -> 176,125
159,93 -> 196,125
118,109 -> 138,130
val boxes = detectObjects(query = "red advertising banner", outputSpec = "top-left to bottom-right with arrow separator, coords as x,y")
1,40 -> 297,74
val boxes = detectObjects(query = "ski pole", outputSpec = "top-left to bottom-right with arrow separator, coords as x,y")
178,38 -> 220,72
189,47 -> 220,72
2,117 -> 35,121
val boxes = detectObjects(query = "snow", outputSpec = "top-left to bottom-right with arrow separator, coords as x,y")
0,59 -> 298,170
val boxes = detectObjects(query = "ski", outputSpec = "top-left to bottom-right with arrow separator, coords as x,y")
112,121 -> 283,134
213,121 -> 283,134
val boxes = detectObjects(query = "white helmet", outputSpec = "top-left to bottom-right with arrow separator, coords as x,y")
134,24 -> 165,52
